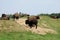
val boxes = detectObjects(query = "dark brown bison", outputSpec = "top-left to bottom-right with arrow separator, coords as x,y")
25,16 -> 40,29
13,13 -> 20,20
50,16 -> 59,19
1,14 -> 10,20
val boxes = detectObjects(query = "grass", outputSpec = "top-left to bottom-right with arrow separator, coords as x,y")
0,32 -> 60,40
39,16 -> 60,31
0,16 -> 60,40
0,20 -> 25,32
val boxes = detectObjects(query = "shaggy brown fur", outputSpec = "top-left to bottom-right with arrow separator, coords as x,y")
1,14 -> 10,20
25,16 -> 40,29
13,13 -> 20,20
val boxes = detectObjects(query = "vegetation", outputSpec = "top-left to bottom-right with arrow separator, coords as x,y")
0,16 -> 60,40
38,13 -> 60,17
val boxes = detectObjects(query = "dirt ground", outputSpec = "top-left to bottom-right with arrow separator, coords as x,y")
16,18 -> 57,35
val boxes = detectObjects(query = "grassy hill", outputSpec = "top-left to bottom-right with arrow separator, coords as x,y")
0,16 -> 60,40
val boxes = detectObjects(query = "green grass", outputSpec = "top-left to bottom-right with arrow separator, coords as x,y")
0,16 -> 60,40
39,16 -> 60,32
0,32 -> 60,40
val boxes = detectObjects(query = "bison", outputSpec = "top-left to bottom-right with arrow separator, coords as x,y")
13,13 -> 20,20
1,14 -> 10,20
50,16 -> 59,19
25,16 -> 40,29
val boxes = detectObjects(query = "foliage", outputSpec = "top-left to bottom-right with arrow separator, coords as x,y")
0,16 -> 60,40
38,13 -> 60,18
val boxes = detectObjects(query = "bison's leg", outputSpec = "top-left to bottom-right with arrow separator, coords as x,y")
36,24 -> 37,29
34,20 -> 38,29
28,21 -> 33,29
29,24 -> 32,28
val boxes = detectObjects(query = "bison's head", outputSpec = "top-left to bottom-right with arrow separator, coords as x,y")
35,16 -> 40,19
2,14 -> 6,17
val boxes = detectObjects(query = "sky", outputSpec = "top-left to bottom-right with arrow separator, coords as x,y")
0,0 -> 60,16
